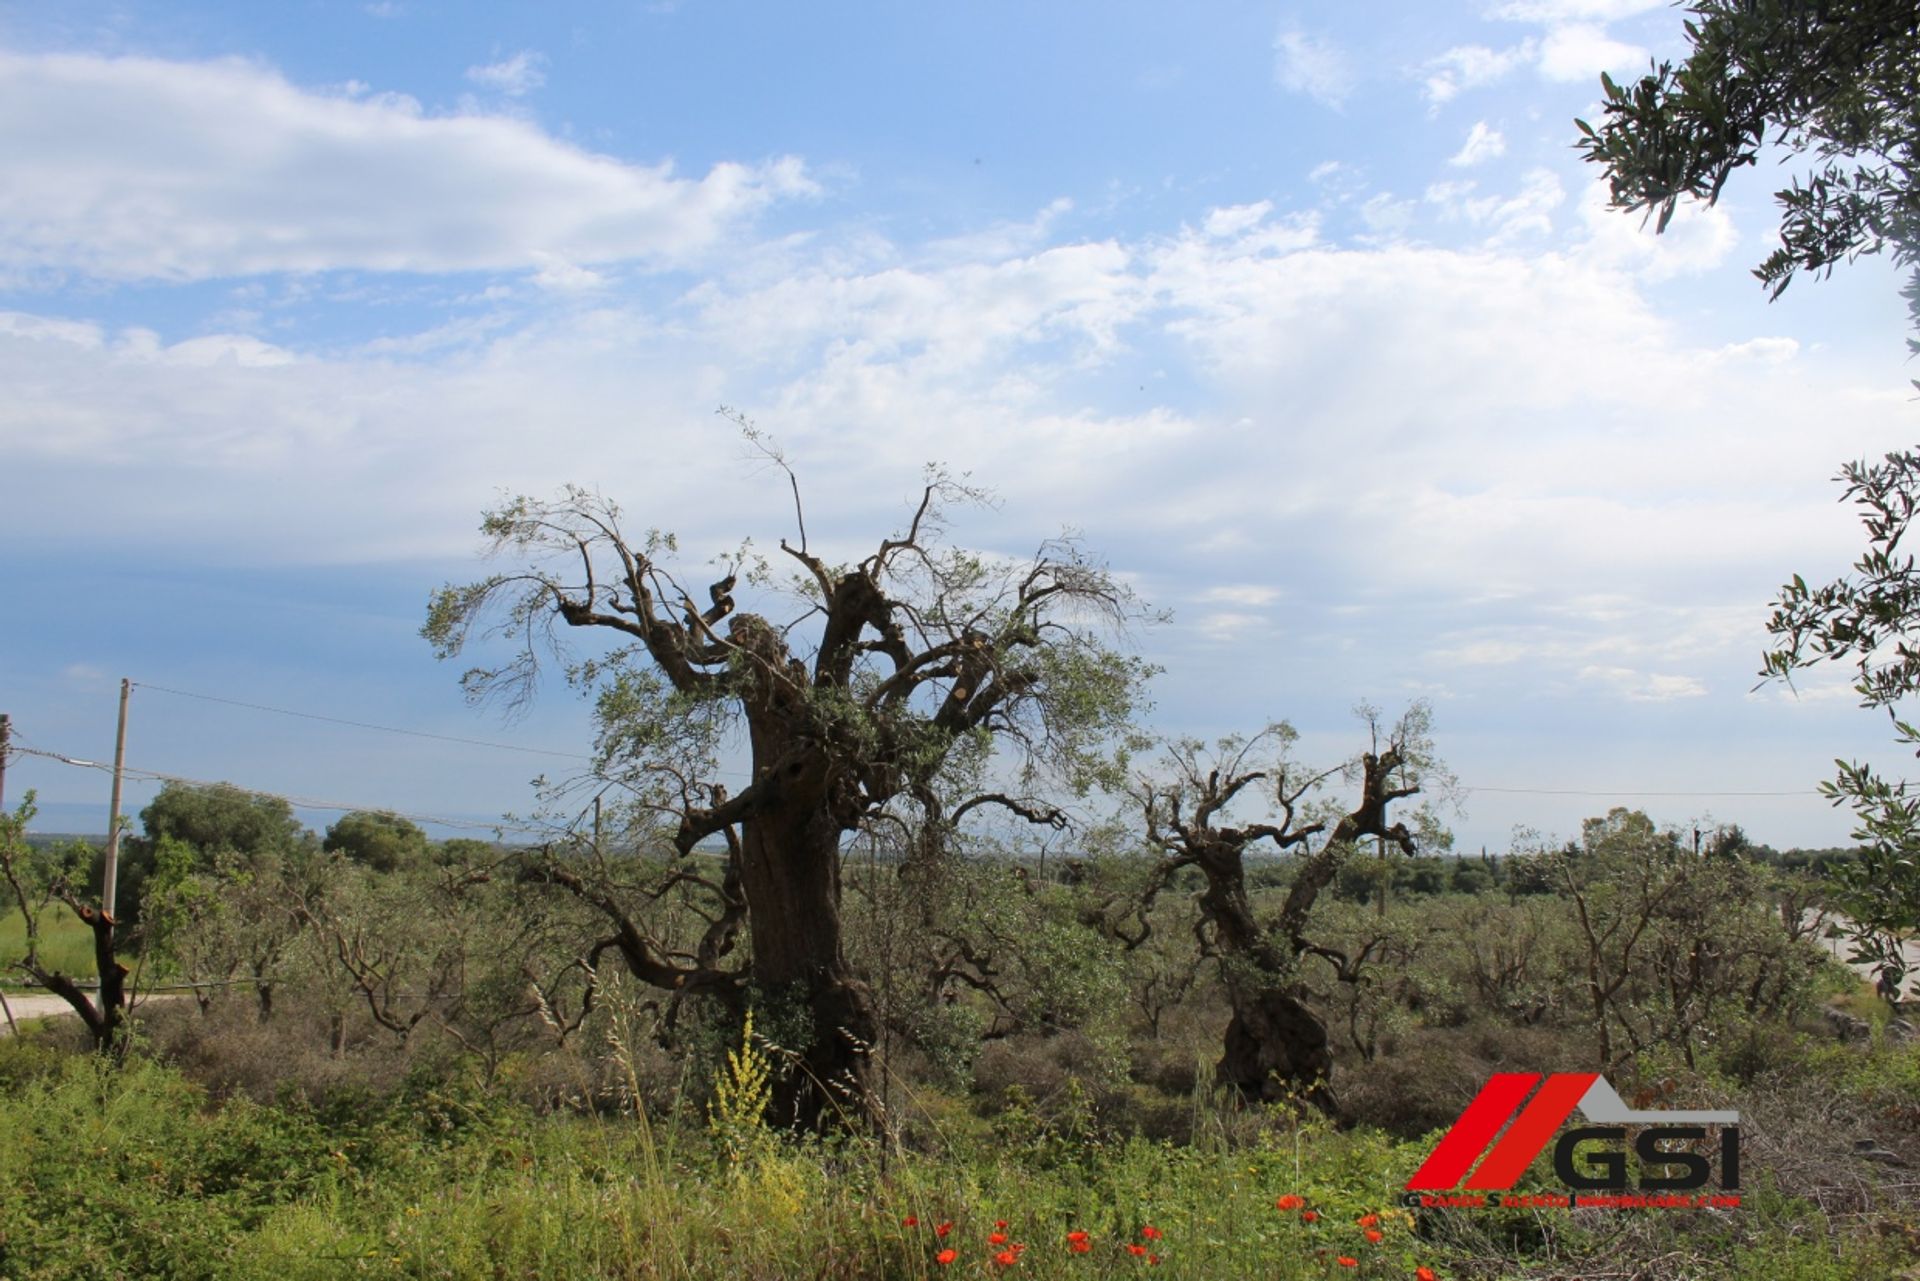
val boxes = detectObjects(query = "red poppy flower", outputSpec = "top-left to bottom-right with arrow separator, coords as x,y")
1275,1195 -> 1304,1211
1140,1224 -> 1162,1240
1415,1269 -> 1438,1281
994,1249 -> 1019,1267
1301,1210 -> 1320,1223
995,1220 -> 1009,1230
1365,1229 -> 1384,1243
1146,1255 -> 1160,1266
903,1216 -> 919,1227
1127,1244 -> 1147,1257
989,1232 -> 1008,1246
1337,1258 -> 1358,1269
935,1249 -> 957,1266
936,1222 -> 952,1238
1070,1240 -> 1091,1254
1357,1213 -> 1379,1227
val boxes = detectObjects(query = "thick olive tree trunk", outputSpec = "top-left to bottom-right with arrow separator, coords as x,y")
1191,841 -> 1338,1112
737,799 -> 879,1130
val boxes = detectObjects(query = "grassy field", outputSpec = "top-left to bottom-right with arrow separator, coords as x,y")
0,905 -> 96,986
0,1043 -> 1903,1281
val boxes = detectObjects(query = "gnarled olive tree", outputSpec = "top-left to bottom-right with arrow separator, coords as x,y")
425,468 -> 1147,1129
1133,707 -> 1444,1115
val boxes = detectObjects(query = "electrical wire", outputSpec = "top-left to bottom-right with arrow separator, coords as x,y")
8,745 -> 552,838
132,682 -> 594,762
101,687 -> 1827,795
0,678 -> 1841,853
1462,786 -> 1824,798
125,680 -> 752,784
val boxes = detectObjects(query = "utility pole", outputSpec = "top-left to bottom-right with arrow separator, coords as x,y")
0,712 -> 13,1033
103,679 -> 130,921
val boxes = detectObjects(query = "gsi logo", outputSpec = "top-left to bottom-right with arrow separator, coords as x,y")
1406,1073 -> 1740,1192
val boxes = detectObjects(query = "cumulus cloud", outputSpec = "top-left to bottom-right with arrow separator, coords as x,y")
1449,121 -> 1508,167
1421,42 -> 1534,107
3,179 -> 1912,755
0,49 -> 815,282
1580,666 -> 1709,702
465,50 -> 547,97
1425,169 -> 1565,242
1199,584 -> 1284,607
1537,23 -> 1647,81
1273,28 -> 1355,107
1204,202 -> 1273,238
1486,0 -> 1666,20
1358,192 -> 1416,237
1577,176 -> 1738,280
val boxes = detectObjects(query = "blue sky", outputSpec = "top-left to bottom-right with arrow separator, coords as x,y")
2,0 -> 1915,852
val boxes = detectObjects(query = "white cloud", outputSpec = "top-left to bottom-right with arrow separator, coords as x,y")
1197,611 -> 1266,642
528,252 -> 605,291
926,197 -> 1075,264
1425,168 -> 1565,242
1200,584 -> 1283,607
1580,666 -> 1709,702
1273,28 -> 1354,108
1358,193 -> 1415,237
1538,23 -> 1647,81
1449,121 -> 1508,167
1713,336 -> 1799,364
1577,176 -> 1738,280
1204,202 -> 1273,238
465,50 -> 547,97
1421,42 -> 1534,107
3,191 -> 1912,739
0,49 -> 816,282
1486,0 -> 1665,21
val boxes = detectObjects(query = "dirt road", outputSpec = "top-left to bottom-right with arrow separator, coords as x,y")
0,990 -> 185,1035
1806,911 -> 1920,1001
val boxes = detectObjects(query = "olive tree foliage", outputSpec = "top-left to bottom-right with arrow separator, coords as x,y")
1575,0 -> 1920,347
1576,0 -> 1920,1003
294,856 -> 594,1072
844,825 -> 1133,1091
1764,456 -> 1920,999
143,843 -> 316,1022
322,811 -> 429,873
136,783 -> 321,1021
422,461 -> 1152,1130
1543,809 -> 1833,1068
1129,704 -> 1450,1116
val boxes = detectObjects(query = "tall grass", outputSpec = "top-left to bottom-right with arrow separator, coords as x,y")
0,905 -> 96,985
0,1042 -> 1902,1281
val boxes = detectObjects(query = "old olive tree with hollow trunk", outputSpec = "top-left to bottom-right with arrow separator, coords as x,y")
1131,707 -> 1447,1117
424,459 -> 1150,1131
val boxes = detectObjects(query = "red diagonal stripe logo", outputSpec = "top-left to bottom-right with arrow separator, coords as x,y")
1464,1072 -> 1597,1190
1404,1073 -> 1540,1190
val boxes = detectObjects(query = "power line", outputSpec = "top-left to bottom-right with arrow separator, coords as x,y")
1462,786 -> 1824,798
12,741 -> 1830,814
132,682 -> 595,763
112,683 -> 1833,798
9,745 -> 554,838
129,678 -> 754,783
